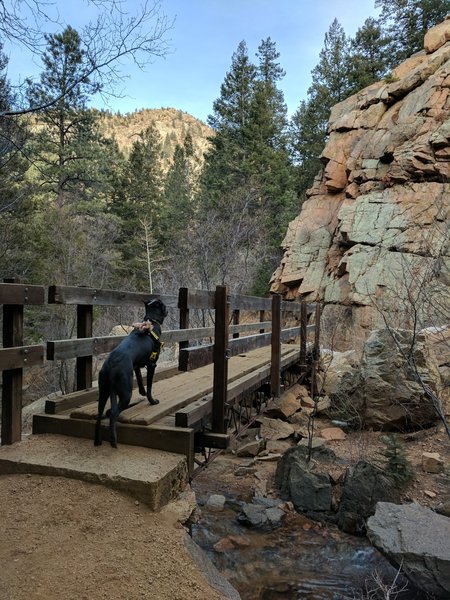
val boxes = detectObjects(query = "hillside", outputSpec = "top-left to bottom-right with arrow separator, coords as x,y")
99,107 -> 213,168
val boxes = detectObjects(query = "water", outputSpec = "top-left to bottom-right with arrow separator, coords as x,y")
190,457 -> 425,600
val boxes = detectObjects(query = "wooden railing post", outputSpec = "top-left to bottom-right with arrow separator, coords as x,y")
178,287 -> 189,370
270,294 -> 281,398
232,309 -> 240,339
1,300 -> 24,444
1,280 -> 45,444
259,309 -> 265,334
212,285 -> 229,433
299,300 -> 307,368
76,304 -> 93,390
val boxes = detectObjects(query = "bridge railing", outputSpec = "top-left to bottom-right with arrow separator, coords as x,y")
1,281 -> 320,445
0,281 -> 46,444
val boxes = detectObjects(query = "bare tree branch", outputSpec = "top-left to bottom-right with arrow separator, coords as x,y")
0,0 -> 174,117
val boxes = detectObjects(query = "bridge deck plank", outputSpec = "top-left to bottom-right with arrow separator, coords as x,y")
70,344 -> 299,426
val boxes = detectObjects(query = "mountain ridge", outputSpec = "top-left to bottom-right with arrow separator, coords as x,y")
98,107 -> 213,168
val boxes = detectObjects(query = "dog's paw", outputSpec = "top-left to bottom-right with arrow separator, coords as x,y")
94,439 -> 102,446
138,389 -> 146,397
149,398 -> 159,405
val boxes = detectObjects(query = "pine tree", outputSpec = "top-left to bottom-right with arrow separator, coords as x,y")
0,44 -> 33,277
208,40 -> 256,137
309,19 -> 352,109
0,43 -> 29,213
18,26 -> 125,287
202,41 -> 257,203
376,0 -> 449,67
248,37 -> 291,170
290,99 -> 327,198
26,26 -> 107,207
347,17 -> 390,94
111,124 -> 165,285
290,19 -> 351,198
377,433 -> 414,486
161,137 -> 194,245
200,38 -> 298,294
246,38 -> 297,289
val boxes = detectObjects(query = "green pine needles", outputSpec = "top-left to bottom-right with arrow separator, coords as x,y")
377,434 -> 415,486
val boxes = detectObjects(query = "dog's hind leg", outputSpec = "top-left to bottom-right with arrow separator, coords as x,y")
94,370 -> 110,446
109,376 -> 133,448
109,390 -> 120,448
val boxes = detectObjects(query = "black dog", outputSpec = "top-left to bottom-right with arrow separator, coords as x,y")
94,298 -> 168,448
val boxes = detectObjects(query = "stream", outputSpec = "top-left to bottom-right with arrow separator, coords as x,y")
190,456 -> 425,600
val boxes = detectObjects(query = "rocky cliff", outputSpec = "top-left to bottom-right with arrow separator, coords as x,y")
271,18 -> 450,350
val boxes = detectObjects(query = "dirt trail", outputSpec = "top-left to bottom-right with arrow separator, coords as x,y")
0,474 -> 228,600
1,422 -> 448,600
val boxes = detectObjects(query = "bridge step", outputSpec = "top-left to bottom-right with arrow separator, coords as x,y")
0,434 -> 188,510
44,365 -> 181,415
33,413 -> 195,473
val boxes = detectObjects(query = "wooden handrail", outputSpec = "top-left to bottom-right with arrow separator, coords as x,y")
48,283 -> 316,313
178,325 -> 315,371
1,280 -> 320,446
0,346 -> 44,370
46,321 -> 277,361
48,285 -> 178,308
0,282 -> 45,305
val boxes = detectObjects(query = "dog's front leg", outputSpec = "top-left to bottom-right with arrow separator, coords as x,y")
134,367 -> 147,396
146,363 -> 159,405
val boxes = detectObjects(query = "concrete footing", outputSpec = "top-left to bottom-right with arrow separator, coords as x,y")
0,434 -> 188,510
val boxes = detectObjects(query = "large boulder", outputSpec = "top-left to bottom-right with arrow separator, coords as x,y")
367,502 -> 450,598
337,460 -> 400,535
331,328 -> 440,430
275,446 -> 332,513
271,18 -> 450,352
421,325 -> 450,416
319,349 -> 358,397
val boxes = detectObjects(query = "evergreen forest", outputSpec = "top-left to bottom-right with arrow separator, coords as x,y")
1,0 -> 448,297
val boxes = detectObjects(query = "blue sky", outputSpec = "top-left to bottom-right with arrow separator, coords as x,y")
6,0 -> 380,123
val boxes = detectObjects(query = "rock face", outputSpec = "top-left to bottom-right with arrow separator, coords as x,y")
271,18 -> 450,351
331,328 -> 440,429
367,502 -> 450,598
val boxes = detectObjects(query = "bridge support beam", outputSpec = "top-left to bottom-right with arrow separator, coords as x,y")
270,294 -> 281,398
212,285 -> 229,433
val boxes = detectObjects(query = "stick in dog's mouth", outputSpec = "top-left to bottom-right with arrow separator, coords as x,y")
131,321 -> 153,332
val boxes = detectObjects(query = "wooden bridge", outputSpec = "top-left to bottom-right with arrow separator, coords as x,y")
0,281 -> 320,474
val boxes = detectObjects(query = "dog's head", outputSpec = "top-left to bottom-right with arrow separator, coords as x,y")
143,298 -> 168,325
